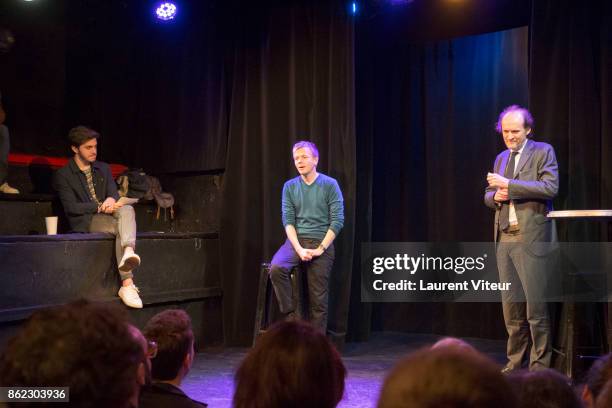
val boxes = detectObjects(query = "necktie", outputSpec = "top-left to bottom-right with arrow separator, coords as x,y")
499,151 -> 518,231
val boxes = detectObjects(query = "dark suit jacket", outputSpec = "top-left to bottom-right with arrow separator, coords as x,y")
53,158 -> 119,232
484,139 -> 559,254
139,382 -> 207,408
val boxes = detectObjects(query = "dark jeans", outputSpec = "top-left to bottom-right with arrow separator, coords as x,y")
0,124 -> 9,185
269,238 -> 335,333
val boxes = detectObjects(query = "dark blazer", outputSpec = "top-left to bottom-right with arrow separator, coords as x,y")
53,158 -> 119,232
484,139 -> 559,254
139,382 -> 207,408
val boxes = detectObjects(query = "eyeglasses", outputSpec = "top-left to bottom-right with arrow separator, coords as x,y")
146,340 -> 158,359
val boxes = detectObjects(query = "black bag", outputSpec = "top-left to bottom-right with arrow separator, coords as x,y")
117,169 -> 150,199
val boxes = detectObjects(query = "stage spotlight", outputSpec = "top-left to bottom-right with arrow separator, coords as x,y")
350,1 -> 358,15
155,2 -> 178,21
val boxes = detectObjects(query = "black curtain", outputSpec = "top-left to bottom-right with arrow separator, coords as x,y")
351,0 -> 611,349
0,0 -> 228,172
352,19 -> 530,340
0,0 -> 67,155
219,1 -> 356,346
528,0 -> 612,372
63,0 -> 227,172
529,0 -> 611,241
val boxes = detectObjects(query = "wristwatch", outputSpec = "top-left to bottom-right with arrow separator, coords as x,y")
318,244 -> 327,251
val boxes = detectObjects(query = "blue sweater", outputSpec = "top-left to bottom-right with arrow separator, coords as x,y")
281,173 -> 344,240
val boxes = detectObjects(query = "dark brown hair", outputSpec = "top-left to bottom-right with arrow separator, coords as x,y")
233,320 -> 346,408
508,368 -> 582,408
143,309 -> 194,381
68,125 -> 99,147
377,346 -> 517,408
0,299 -> 143,408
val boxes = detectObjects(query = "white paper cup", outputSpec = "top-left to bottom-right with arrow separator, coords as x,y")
45,216 -> 58,235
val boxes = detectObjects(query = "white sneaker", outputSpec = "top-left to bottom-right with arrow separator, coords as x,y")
118,248 -> 141,272
0,182 -> 19,194
118,284 -> 143,308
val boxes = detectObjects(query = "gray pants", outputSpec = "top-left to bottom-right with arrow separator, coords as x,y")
497,230 -> 552,371
0,124 -> 9,185
89,205 -> 137,281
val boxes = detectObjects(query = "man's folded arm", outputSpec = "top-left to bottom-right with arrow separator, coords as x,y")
508,146 -> 559,200
53,172 -> 98,216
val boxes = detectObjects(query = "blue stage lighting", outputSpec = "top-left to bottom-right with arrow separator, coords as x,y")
155,2 -> 178,21
351,1 -> 358,15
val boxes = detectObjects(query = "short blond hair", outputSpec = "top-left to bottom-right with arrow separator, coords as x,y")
292,141 -> 319,158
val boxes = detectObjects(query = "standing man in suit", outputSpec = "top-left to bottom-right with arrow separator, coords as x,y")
269,141 -> 344,333
54,126 -> 143,308
485,105 -> 559,372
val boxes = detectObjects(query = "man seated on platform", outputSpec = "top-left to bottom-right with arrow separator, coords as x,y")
140,309 -> 207,408
0,299 -> 147,408
53,126 -> 142,308
0,28 -> 20,194
269,140 -> 344,333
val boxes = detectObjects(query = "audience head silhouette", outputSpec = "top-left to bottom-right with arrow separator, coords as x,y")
143,308 -> 195,383
0,299 -> 145,408
508,368 -> 582,408
377,346 -> 516,408
233,320 -> 346,408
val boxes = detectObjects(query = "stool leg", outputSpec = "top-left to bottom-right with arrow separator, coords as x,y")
253,263 -> 271,345
264,276 -> 273,327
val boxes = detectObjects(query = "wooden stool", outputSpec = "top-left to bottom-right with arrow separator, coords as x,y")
253,262 -> 305,345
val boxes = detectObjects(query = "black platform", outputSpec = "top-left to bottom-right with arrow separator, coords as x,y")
0,231 -> 223,348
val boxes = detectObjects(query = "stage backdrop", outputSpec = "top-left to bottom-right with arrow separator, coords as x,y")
219,1 -> 356,346
352,20 -> 528,340
350,0 -> 611,358
1,0 -> 609,349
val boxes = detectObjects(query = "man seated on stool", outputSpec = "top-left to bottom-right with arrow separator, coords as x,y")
269,140 -> 344,333
140,309 -> 207,408
53,126 -> 143,308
